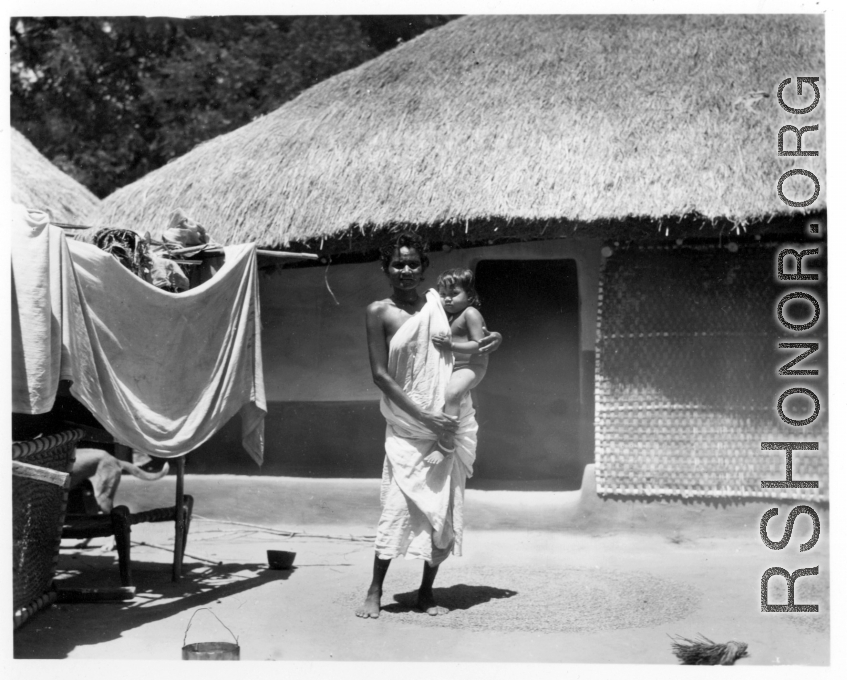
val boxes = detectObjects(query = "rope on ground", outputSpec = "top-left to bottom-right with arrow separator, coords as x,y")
132,540 -> 223,565
191,515 -> 375,543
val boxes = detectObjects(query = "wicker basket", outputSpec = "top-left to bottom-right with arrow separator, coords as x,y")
12,429 -> 84,629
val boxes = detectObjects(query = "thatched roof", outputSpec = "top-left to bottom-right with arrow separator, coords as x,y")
90,14 -> 825,249
11,128 -> 100,223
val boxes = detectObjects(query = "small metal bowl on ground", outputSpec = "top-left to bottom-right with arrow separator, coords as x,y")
267,550 -> 296,570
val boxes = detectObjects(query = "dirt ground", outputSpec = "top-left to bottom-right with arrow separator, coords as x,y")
11,472 -> 831,670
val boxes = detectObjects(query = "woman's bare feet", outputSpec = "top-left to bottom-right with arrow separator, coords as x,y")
355,586 -> 382,618
416,587 -> 448,616
424,449 -> 445,465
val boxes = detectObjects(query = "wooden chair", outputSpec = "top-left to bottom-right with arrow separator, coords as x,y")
61,426 -> 194,586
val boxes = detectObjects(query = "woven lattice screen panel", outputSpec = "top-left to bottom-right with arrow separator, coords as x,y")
594,241 -> 827,500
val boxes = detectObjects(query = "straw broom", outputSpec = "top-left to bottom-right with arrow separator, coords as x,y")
670,634 -> 749,665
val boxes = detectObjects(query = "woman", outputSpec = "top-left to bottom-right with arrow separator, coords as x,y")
356,231 -> 502,618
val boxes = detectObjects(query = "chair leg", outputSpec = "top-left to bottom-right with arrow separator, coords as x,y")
110,506 -> 132,587
181,495 -> 195,559
172,456 -> 186,583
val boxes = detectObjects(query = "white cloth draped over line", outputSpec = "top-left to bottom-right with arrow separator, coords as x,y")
376,289 -> 478,565
11,203 -> 266,464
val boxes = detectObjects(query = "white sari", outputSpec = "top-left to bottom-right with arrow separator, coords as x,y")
375,289 -> 478,565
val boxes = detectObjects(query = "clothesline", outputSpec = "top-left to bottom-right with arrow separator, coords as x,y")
50,222 -> 319,261
174,246 -> 318,261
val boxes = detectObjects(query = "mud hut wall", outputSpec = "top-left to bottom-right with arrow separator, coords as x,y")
262,238 -> 601,401
188,238 -> 602,481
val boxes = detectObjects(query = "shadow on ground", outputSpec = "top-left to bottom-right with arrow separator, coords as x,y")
14,550 -> 293,659
384,584 -> 518,614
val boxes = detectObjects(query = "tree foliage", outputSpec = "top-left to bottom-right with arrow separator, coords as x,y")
10,16 -> 454,198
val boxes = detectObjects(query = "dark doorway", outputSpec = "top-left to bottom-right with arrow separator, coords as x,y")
471,259 -> 581,490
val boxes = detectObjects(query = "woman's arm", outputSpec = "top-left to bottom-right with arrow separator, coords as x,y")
366,302 -> 457,435
477,328 -> 503,354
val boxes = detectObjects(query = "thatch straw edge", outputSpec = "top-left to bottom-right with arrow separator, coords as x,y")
11,128 -> 100,223
90,15 -> 826,249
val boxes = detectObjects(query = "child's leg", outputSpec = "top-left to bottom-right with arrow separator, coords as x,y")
425,363 -> 488,463
444,365 -> 487,419
437,364 -> 487,454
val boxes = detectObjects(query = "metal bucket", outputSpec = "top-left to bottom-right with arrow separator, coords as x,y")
182,641 -> 240,660
182,608 -> 240,660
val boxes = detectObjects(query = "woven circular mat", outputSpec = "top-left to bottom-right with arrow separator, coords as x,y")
342,565 -> 701,634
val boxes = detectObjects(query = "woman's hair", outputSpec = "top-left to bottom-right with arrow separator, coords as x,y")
379,230 -> 429,272
436,268 -> 481,307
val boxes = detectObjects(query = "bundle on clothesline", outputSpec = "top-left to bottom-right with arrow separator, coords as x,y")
162,209 -> 212,247
85,227 -> 191,293
91,228 -> 153,279
84,209 -> 219,293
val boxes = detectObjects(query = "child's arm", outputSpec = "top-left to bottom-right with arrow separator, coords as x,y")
448,308 -> 487,354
